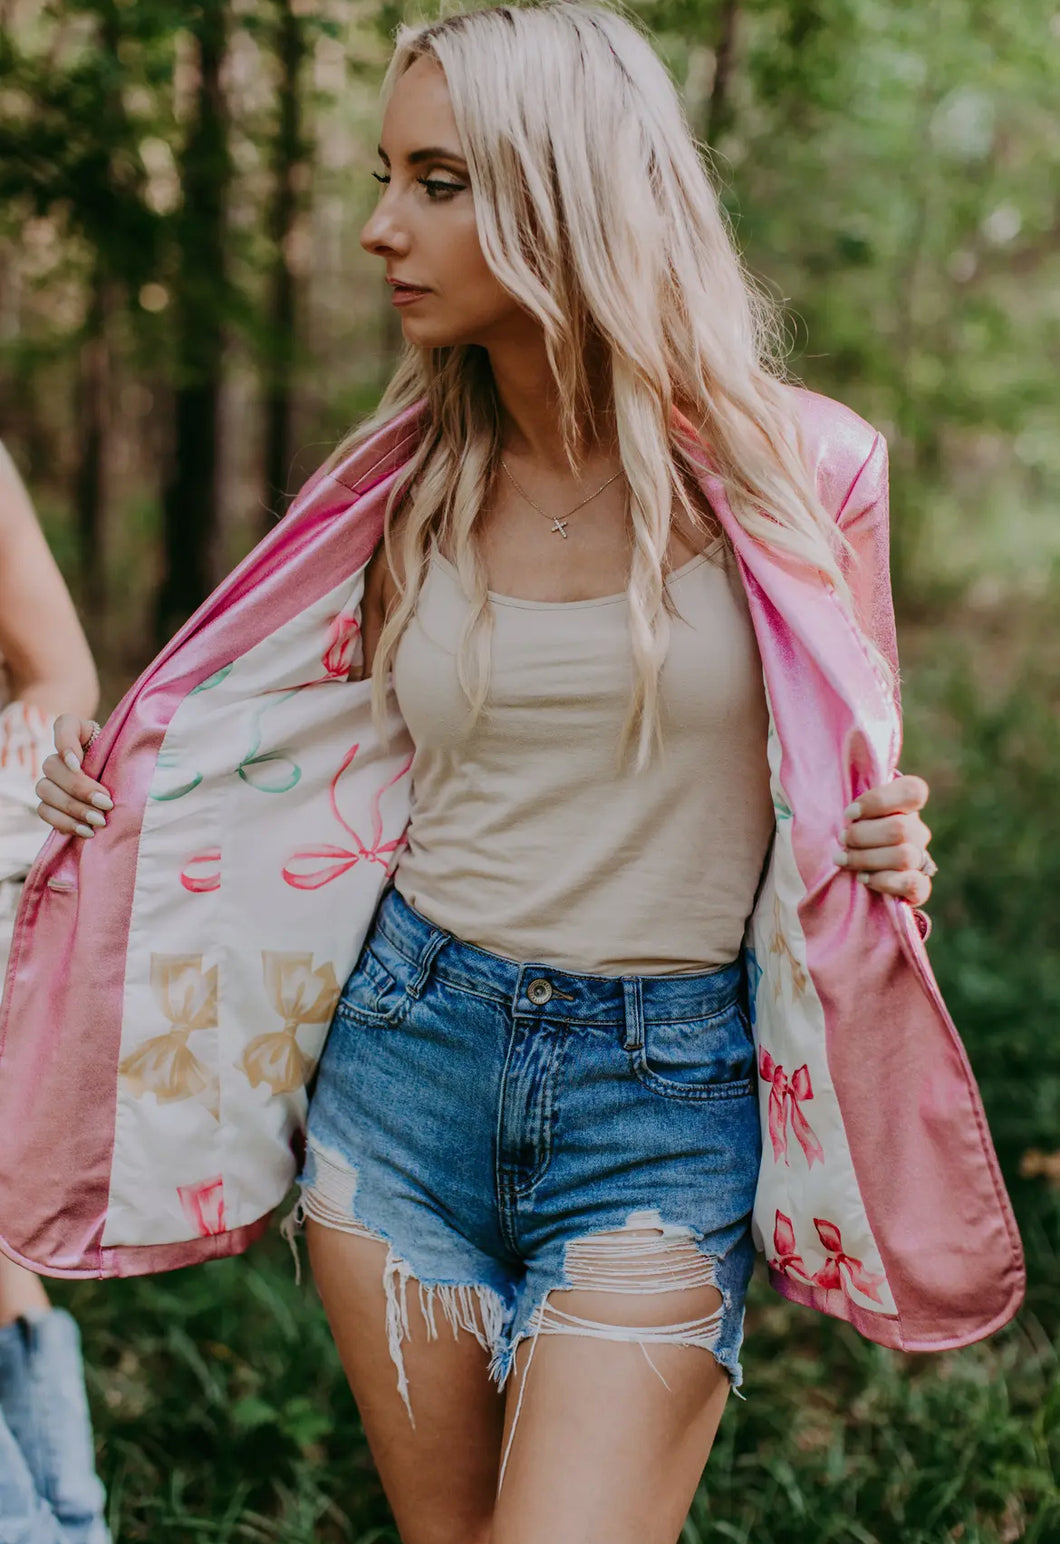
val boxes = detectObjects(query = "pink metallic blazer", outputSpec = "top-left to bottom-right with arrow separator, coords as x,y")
0,387 -> 1024,1353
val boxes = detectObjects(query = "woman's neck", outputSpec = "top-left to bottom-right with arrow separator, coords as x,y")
484,325 -> 618,473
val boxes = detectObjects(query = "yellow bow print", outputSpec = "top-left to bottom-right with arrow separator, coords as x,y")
237,952 -> 341,1095
119,954 -> 220,1119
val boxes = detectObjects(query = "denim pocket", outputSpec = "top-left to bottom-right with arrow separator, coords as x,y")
335,940 -> 411,1028
632,997 -> 755,1102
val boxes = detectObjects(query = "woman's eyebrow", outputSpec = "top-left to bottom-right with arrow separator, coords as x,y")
377,143 -> 467,168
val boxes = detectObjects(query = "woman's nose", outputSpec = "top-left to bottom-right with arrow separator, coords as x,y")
360,202 -> 410,258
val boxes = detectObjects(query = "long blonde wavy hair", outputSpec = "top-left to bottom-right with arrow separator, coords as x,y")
348,0 -> 872,771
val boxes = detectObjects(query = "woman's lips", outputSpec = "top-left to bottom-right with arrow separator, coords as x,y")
390,284 -> 430,306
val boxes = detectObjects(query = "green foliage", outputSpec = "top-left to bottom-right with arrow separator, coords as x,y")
0,10 -> 161,289
901,600 -> 1060,1337
634,0 -> 1060,588
4,0 -> 1058,600
60,1243 -> 395,1541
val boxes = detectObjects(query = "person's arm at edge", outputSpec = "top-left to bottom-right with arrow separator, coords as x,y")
0,442 -> 99,719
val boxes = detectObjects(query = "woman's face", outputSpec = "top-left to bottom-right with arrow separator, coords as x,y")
360,56 -> 527,350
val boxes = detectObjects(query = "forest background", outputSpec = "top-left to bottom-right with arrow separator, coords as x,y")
0,0 -> 1058,1539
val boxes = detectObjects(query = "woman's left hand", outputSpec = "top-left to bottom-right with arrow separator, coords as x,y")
835,774 -> 935,905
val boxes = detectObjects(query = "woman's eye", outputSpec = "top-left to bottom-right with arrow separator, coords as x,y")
370,170 -> 464,200
419,177 -> 464,200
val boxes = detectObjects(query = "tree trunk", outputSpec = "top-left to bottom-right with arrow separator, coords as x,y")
261,0 -> 309,534
74,275 -> 108,619
155,0 -> 230,647
72,2 -> 128,624
704,0 -> 741,146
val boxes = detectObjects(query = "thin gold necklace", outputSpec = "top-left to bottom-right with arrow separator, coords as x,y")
500,459 -> 624,539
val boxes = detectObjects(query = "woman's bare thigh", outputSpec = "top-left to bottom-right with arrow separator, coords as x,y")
307,1220 -> 504,1544
492,1281 -> 731,1544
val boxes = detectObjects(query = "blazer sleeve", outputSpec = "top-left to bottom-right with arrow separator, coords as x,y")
833,430 -> 901,702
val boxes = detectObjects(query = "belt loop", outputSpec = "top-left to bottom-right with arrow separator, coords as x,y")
620,977 -> 644,1053
407,927 -> 448,1000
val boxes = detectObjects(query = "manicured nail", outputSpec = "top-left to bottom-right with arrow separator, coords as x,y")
64,751 -> 82,774
833,849 -> 849,866
74,823 -> 95,839
844,801 -> 862,820
89,791 -> 114,811
856,870 -> 872,884
82,809 -> 106,828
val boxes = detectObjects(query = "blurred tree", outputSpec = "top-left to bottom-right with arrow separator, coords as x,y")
260,0 -> 311,533
704,0 -> 739,143
0,0 -> 165,612
156,0 -> 233,645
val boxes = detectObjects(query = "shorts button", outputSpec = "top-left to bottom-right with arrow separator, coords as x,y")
527,977 -> 553,1006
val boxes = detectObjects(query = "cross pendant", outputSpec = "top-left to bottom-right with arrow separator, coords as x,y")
551,517 -> 569,538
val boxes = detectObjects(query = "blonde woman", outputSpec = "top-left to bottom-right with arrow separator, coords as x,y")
26,6 -> 1021,1543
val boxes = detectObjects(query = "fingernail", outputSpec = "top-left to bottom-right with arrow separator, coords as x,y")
844,801 -> 861,820
90,791 -> 114,811
74,823 -> 95,839
83,809 -> 106,828
833,849 -> 849,866
856,870 -> 872,884
64,751 -> 82,774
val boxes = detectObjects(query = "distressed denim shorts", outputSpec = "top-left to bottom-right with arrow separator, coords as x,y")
299,882 -> 761,1415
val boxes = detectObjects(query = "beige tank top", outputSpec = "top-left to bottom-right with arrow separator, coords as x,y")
390,538 -> 774,975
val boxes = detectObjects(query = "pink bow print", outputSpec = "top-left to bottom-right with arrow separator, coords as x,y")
282,742 -> 412,890
321,612 -> 360,680
769,1213 -> 885,1304
810,1218 -> 885,1302
759,1048 -> 824,1167
177,1176 -> 226,1237
769,1211 -> 812,1282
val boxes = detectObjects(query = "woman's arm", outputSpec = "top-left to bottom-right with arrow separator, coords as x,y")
0,443 -> 98,719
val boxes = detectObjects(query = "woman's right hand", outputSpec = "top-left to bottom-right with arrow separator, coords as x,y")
35,714 -> 113,838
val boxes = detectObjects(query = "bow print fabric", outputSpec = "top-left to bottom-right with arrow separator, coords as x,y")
282,741 -> 413,890
759,1048 -> 825,1166
769,1211 -> 886,1304
118,954 -> 220,1120
237,952 -> 341,1095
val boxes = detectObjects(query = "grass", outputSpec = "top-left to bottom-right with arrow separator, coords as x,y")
60,1241 -> 1060,1543
44,568 -> 1060,1542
